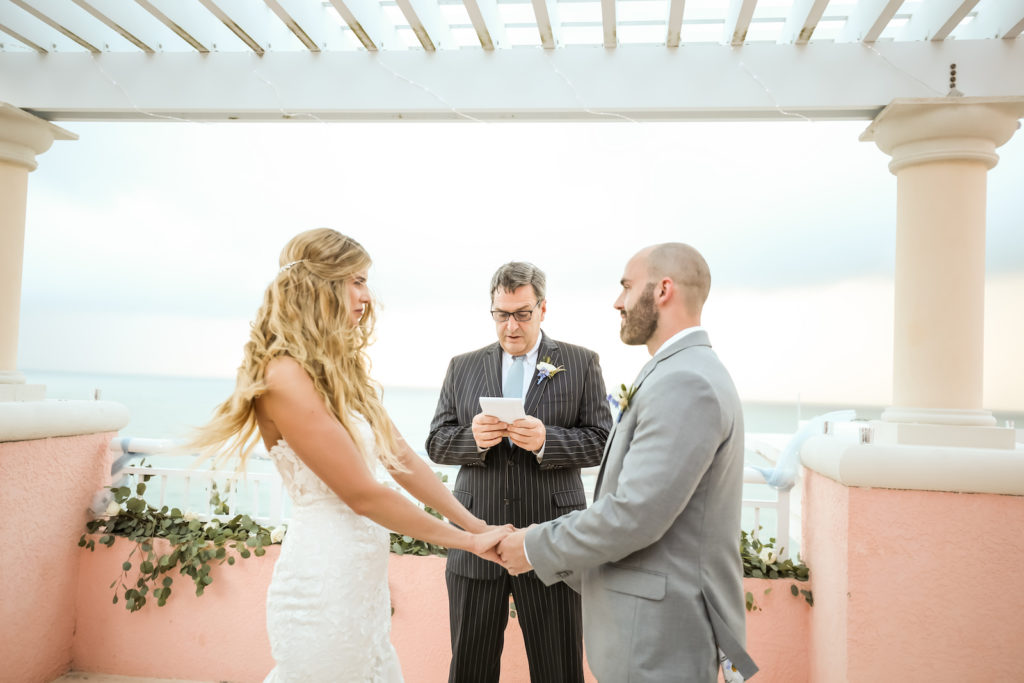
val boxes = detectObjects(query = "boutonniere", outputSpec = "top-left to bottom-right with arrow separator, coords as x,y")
607,383 -> 638,422
535,357 -> 566,385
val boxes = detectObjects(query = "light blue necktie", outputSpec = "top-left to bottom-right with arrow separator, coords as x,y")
503,355 -> 525,398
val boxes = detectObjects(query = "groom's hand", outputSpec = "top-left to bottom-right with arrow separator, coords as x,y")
497,529 -> 533,576
472,413 -> 508,449
507,416 -> 545,452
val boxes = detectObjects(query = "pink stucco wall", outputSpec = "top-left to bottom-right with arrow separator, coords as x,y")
0,433 -> 114,683
72,543 -> 807,682
802,468 -> 1024,683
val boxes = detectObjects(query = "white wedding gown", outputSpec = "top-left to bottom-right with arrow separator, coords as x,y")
263,416 -> 403,682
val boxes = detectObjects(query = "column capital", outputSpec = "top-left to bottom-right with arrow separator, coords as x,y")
860,96 -> 1024,173
0,102 -> 77,171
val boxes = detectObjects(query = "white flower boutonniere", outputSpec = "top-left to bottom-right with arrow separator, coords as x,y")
535,356 -> 566,385
607,383 -> 638,422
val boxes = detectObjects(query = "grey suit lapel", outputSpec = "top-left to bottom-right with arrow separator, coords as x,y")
524,333 -> 557,415
594,330 -> 712,496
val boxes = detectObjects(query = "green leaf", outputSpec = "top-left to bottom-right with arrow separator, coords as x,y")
790,584 -> 799,596
136,482 -> 147,496
122,561 -> 132,571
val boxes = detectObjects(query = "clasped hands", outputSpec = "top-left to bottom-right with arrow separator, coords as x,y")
471,525 -> 534,576
472,413 -> 545,452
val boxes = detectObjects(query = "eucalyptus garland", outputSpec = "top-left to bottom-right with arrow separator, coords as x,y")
740,527 -> 813,611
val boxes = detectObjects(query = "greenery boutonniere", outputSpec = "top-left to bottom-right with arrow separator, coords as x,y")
535,356 -> 565,385
607,383 -> 638,422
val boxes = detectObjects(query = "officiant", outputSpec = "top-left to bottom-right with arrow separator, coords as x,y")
426,261 -> 611,683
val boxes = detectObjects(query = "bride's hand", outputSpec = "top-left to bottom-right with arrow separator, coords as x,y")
469,525 -> 514,565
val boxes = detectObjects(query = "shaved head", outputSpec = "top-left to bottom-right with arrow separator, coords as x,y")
643,243 -> 710,315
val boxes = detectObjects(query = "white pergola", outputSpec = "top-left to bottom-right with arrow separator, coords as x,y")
0,0 -> 1022,121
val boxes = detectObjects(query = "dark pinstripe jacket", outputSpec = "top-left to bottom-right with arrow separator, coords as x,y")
427,332 -> 612,580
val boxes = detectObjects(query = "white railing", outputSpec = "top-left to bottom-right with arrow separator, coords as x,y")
108,436 -> 796,554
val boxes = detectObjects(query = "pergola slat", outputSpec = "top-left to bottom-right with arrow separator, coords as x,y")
135,0 -> 209,53
958,0 -> 1024,39
197,0 -> 265,56
394,0 -> 455,51
0,21 -> 48,53
839,0 -> 905,43
724,0 -> 757,46
531,0 -> 561,49
780,0 -> 830,45
601,0 -> 615,48
898,0 -> 980,42
264,0 -> 319,52
327,0 -> 402,51
462,0 -> 507,50
69,0 -> 155,53
666,0 -> 685,48
9,0 -> 101,53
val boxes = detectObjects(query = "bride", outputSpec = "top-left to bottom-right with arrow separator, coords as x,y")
191,228 -> 510,682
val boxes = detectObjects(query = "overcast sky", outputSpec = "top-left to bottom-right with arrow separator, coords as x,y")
17,119 -> 1024,409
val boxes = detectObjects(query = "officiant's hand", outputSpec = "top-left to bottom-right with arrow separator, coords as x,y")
507,416 -> 545,452
497,529 -> 533,576
469,524 -> 514,565
472,413 -> 508,449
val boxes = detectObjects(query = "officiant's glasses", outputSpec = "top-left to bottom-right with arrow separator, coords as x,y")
491,302 -> 540,323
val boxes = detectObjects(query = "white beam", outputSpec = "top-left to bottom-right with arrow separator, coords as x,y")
957,0 -> 1024,39
394,0 -> 456,51
779,0 -> 830,45
898,0 -> 980,41
4,42 -> 1022,122
327,0 -> 402,51
724,0 -> 757,46
600,0 -> 615,47
531,0 -> 561,49
839,0 -> 904,43
666,0 -> 685,48
462,0 -> 507,50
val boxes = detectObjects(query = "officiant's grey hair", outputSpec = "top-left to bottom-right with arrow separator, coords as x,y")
490,261 -> 546,303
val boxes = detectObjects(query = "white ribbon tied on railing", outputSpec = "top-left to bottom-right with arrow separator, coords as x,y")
751,410 -> 856,490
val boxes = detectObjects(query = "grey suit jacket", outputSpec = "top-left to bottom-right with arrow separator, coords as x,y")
427,332 -> 612,580
525,330 -> 757,681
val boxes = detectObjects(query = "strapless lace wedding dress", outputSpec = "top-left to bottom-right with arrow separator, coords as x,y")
263,417 -> 403,682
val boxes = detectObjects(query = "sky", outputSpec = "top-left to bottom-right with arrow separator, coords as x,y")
16,118 -> 1024,410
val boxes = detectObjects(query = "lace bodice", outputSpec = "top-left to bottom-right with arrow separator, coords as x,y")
267,414 -> 383,507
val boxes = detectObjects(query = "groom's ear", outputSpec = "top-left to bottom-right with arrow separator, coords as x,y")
656,277 -> 673,305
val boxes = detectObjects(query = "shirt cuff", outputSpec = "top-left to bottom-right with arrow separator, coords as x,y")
532,441 -> 546,464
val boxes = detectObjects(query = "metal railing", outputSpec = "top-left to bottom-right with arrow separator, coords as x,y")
108,436 -> 795,555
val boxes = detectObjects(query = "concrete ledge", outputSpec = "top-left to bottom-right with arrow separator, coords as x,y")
0,399 -> 129,442
801,433 -> 1024,495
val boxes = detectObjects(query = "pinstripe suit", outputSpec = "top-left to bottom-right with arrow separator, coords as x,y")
427,331 -> 611,683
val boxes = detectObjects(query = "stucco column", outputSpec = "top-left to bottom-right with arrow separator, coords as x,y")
0,103 -> 76,401
860,96 -> 1024,446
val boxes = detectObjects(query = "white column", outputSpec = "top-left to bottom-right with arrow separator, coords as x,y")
860,96 -> 1024,449
0,103 -> 76,401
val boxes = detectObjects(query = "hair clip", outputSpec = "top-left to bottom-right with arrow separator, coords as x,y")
279,259 -> 307,273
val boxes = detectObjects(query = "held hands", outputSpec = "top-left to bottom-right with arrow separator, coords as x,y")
496,528 -> 533,576
469,524 -> 515,565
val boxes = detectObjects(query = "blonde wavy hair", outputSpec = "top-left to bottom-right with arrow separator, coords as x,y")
190,228 -> 402,471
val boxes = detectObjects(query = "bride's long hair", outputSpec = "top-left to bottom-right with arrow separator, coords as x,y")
189,228 -> 402,471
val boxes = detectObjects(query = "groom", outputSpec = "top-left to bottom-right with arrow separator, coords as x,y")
497,243 -> 758,682
426,261 -> 611,683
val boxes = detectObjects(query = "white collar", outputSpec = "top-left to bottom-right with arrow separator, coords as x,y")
652,326 -> 704,358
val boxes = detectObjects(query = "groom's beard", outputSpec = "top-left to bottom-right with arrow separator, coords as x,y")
620,283 -> 658,345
